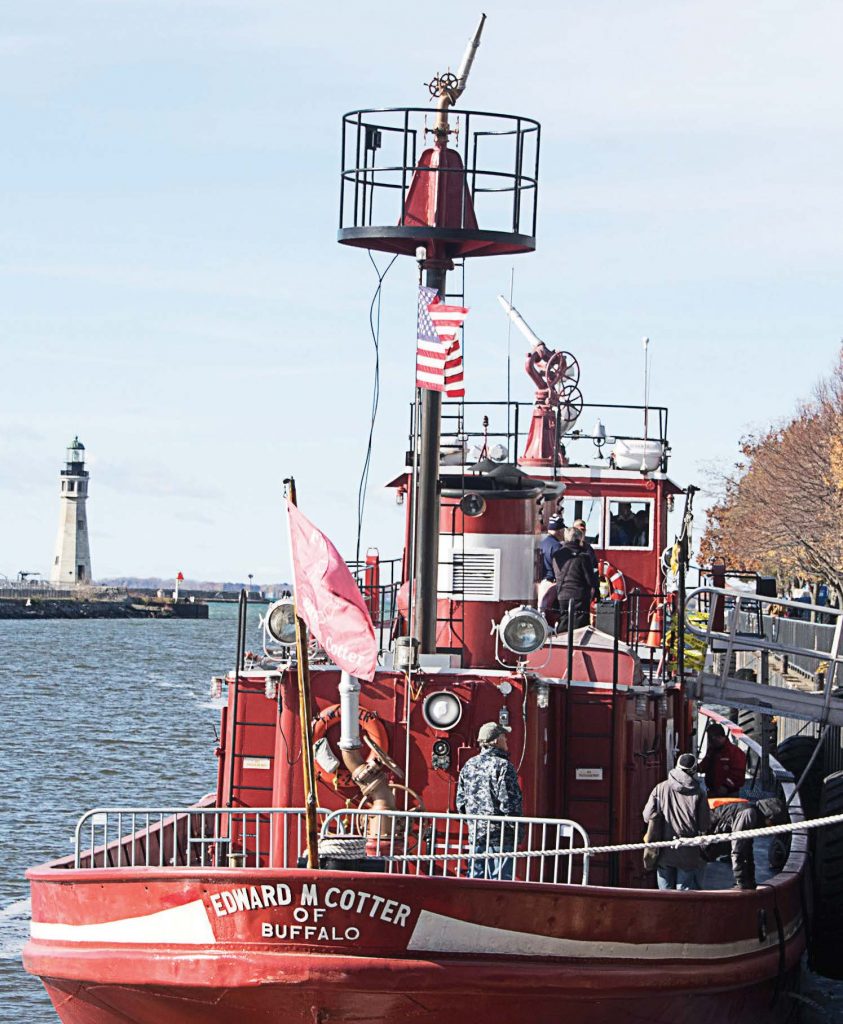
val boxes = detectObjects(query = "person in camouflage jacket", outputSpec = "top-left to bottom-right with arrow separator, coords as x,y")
456,722 -> 523,879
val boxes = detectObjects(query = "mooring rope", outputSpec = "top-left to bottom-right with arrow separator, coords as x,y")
385,810 -> 843,862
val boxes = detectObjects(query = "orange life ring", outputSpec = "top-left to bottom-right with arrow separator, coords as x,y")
312,704 -> 389,791
707,796 -> 749,809
597,559 -> 627,601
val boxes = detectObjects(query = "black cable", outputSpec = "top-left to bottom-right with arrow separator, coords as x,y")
355,251 -> 399,568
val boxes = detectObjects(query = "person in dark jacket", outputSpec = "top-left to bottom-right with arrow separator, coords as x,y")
573,517 -> 599,588
699,723 -> 747,797
553,527 -> 594,630
707,797 -> 786,890
538,514 -> 565,615
643,753 -> 711,890
456,722 -> 523,880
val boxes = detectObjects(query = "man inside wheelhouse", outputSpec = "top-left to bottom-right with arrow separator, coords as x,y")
609,501 -> 650,547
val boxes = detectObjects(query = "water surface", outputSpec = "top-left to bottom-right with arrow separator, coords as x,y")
0,603 -> 254,1023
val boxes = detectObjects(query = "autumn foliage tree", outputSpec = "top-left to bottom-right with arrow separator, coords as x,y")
700,348 -> 843,596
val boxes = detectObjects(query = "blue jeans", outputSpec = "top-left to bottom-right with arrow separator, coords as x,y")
657,864 -> 705,890
468,834 -> 515,880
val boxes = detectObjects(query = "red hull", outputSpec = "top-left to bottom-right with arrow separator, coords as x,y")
39,970 -> 800,1024
25,865 -> 806,1024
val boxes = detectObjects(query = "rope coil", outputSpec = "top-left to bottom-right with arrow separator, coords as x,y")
318,835 -> 368,860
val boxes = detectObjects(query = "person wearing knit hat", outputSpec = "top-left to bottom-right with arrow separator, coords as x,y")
642,753 -> 710,890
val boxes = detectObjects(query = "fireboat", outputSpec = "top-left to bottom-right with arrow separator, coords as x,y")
23,16 -> 843,1024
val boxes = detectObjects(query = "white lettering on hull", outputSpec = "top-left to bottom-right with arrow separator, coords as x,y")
209,882 -> 411,928
261,923 -> 360,942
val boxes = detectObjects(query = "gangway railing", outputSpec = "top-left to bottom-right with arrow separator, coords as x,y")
320,809 -> 591,885
760,614 -> 838,681
686,587 -> 843,726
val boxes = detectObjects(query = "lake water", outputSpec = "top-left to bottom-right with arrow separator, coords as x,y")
0,602 -> 254,1024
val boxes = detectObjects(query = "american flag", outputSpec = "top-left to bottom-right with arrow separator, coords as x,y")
416,286 -> 469,398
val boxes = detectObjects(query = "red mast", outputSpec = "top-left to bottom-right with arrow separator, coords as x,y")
338,17 -> 541,650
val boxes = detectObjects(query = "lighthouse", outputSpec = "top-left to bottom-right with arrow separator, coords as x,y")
49,437 -> 92,585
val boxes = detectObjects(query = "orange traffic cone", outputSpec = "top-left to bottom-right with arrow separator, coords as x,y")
645,599 -> 665,647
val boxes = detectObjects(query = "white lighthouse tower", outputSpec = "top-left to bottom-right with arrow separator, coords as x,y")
50,437 -> 92,585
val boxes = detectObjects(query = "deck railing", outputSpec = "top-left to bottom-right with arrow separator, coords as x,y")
71,805 -> 590,885
320,809 -> 591,885
73,806 -> 313,870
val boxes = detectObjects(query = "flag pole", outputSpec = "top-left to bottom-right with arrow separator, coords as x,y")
284,476 -> 320,870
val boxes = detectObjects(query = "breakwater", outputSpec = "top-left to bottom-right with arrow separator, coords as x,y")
0,598 -> 208,619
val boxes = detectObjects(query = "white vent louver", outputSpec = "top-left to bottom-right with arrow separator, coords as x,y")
445,547 -> 500,602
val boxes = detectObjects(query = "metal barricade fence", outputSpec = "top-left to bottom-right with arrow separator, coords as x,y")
73,806 -> 591,886
320,809 -> 591,885
74,807 -> 314,870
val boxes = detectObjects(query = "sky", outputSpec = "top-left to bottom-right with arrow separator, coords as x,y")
2,0 -> 841,583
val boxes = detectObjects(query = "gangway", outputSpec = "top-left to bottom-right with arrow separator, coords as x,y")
685,587 -> 843,726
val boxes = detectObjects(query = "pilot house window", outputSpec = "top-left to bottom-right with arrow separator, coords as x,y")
606,500 -> 651,549
561,497 -> 602,547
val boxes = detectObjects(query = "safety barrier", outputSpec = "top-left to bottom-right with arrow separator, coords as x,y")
320,809 -> 591,885
73,807 -> 315,869
71,805 -> 591,884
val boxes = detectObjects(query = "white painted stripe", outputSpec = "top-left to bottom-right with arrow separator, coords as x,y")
407,909 -> 802,961
30,899 -> 216,945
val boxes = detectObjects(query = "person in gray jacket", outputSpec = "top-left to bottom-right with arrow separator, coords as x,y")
643,753 -> 711,890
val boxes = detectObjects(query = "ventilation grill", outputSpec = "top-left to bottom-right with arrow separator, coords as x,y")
449,548 -> 500,602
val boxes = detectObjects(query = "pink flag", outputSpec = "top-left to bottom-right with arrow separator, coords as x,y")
286,499 -> 378,682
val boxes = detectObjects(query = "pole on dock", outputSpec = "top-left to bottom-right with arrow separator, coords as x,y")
285,477 -> 320,869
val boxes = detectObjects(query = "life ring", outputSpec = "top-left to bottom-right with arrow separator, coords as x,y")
597,559 -> 627,601
312,704 -> 390,791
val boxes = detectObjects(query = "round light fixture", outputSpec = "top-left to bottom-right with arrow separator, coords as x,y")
422,691 -> 463,730
266,599 -> 297,646
499,606 -> 549,655
459,492 -> 486,518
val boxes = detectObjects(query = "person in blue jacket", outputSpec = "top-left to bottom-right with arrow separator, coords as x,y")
538,513 -> 564,615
